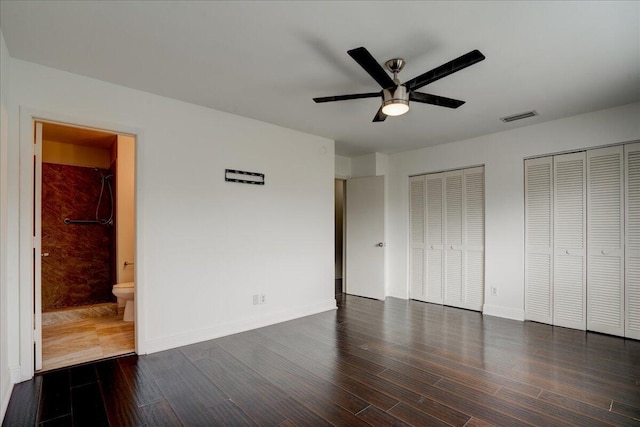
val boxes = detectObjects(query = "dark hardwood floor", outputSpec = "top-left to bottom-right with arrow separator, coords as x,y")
3,294 -> 640,426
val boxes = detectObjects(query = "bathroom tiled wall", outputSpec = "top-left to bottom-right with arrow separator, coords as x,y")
41,163 -> 114,310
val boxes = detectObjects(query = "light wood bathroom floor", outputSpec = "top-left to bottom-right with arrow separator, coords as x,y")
41,313 -> 134,371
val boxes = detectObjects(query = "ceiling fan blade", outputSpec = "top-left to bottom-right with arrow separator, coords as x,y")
313,92 -> 381,103
405,50 -> 485,91
348,47 -> 395,89
373,107 -> 387,122
410,92 -> 465,108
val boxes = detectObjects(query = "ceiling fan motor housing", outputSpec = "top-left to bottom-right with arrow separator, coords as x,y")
382,84 -> 409,116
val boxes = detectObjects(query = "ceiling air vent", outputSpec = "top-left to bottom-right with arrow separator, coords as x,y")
500,110 -> 538,123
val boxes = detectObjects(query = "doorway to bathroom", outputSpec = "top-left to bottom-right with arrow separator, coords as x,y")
33,121 -> 136,372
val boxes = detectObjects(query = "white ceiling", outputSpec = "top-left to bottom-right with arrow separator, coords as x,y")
1,1 -> 639,156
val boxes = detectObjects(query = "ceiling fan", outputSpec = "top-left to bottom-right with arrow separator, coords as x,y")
313,47 -> 485,122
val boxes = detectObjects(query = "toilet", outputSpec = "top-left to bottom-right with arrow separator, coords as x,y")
112,282 -> 135,322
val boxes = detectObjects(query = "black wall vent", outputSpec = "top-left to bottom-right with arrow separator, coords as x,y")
500,110 -> 538,123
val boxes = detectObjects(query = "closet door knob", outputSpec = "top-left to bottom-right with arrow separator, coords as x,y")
601,249 -> 608,255
565,250 -> 570,255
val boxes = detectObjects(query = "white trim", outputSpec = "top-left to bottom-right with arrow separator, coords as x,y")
0,378 -> 13,421
483,304 -> 525,321
144,300 -> 337,354
18,106 -> 145,379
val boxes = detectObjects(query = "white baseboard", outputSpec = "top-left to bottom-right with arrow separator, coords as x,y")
483,304 -> 525,321
1,377 -> 14,422
9,366 -> 21,383
143,299 -> 337,355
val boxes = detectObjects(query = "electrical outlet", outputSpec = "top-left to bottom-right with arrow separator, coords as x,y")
490,286 -> 497,297
260,294 -> 266,304
253,294 -> 259,305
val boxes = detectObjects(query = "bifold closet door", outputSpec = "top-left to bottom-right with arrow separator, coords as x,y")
444,170 -> 464,307
462,167 -> 485,311
553,152 -> 586,330
626,142 -> 640,339
587,146 -> 624,336
425,173 -> 444,304
409,176 -> 426,301
525,157 -> 554,324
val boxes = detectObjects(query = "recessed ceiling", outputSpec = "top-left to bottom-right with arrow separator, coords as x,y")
2,1 -> 638,156
42,122 -> 117,149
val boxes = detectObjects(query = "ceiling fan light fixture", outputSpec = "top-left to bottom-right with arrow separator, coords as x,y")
382,85 -> 410,116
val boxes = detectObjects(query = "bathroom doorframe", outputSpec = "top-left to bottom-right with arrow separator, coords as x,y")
18,107 -> 145,381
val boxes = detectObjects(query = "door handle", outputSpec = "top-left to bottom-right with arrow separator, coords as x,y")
601,249 -> 608,255
41,253 -> 49,257
376,242 -> 385,247
565,250 -> 570,255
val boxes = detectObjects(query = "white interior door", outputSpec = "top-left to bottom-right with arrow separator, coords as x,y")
462,167 -> 485,311
444,170 -> 464,307
525,157 -> 554,324
587,145 -> 624,336
33,122 -> 43,371
346,175 -> 385,300
425,173 -> 444,304
625,142 -> 640,339
553,152 -> 586,330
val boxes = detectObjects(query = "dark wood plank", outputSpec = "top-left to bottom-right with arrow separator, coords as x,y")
37,369 -> 71,423
247,329 -> 401,411
611,400 -> 640,420
2,376 -> 42,427
387,402 -> 456,427
95,359 -> 145,426
70,382 -> 108,427
68,364 -> 97,388
190,345 -> 289,426
356,404 -> 413,426
117,355 -> 165,407
38,414 -> 72,427
138,400 -> 183,427
539,390 -> 639,427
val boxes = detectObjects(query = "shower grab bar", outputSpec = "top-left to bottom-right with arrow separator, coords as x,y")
64,218 -> 102,225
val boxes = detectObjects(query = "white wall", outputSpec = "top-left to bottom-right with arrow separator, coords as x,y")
388,102 -> 640,320
6,57 -> 336,378
335,155 -> 351,178
0,28 -> 13,420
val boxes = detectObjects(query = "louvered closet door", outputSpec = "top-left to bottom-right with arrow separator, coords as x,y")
587,146 -> 624,336
444,170 -> 464,307
525,157 -> 554,323
625,142 -> 640,339
409,176 -> 426,301
553,152 -> 586,330
462,167 -> 484,311
425,173 -> 444,304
